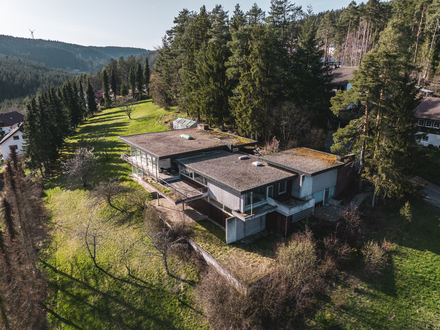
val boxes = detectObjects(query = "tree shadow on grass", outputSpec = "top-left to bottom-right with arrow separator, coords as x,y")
42,260 -> 183,330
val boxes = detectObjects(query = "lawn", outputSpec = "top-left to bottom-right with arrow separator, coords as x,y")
42,101 -> 208,330
189,219 -> 279,285
311,198 -> 440,329
416,147 -> 440,186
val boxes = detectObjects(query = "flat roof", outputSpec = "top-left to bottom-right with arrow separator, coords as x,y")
119,128 -> 257,159
261,148 -> 343,176
177,150 -> 297,194
331,67 -> 358,86
415,98 -> 440,121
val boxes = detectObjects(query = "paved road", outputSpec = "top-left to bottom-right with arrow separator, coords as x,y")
424,183 -> 440,208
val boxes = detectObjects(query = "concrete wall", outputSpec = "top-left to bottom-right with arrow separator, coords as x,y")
1,130 -> 24,159
226,215 -> 266,244
291,175 -> 313,198
311,169 -> 338,194
208,180 -> 241,211
187,238 -> 248,294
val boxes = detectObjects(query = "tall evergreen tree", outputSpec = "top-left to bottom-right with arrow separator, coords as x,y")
136,62 -> 144,99
286,14 -> 330,127
110,70 -> 117,101
86,79 -> 97,116
144,59 -> 151,98
129,68 -> 136,98
102,70 -> 112,108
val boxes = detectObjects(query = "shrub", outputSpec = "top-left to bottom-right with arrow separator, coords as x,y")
361,240 -> 388,277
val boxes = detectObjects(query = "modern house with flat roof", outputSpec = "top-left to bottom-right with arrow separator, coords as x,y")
415,97 -> 440,147
119,127 -> 344,243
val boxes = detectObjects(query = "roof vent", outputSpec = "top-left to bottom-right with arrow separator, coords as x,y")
180,134 -> 194,140
252,161 -> 263,166
238,155 -> 249,160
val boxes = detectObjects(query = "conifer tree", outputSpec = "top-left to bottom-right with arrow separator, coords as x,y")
121,82 -> 129,97
286,13 -> 330,127
136,62 -> 144,99
144,59 -> 151,98
129,68 -> 136,98
111,70 -> 117,101
102,70 -> 112,108
78,80 -> 88,119
86,79 -> 97,115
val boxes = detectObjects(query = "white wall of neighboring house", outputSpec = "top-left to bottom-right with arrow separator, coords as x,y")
1,130 -> 25,160
417,132 -> 440,147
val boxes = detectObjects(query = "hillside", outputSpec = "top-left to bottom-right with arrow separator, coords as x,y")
0,55 -> 77,105
0,35 -> 156,72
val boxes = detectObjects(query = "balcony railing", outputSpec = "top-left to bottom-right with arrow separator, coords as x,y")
121,152 -> 207,203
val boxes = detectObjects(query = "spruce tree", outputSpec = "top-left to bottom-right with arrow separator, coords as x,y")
102,70 -> 112,108
86,79 -> 97,115
129,68 -> 136,98
136,62 -> 144,99
144,59 -> 151,98
120,82 -> 129,97
110,70 -> 117,101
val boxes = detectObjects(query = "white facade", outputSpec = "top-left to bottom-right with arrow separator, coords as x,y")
417,132 -> 440,147
291,169 -> 338,205
1,130 -> 25,160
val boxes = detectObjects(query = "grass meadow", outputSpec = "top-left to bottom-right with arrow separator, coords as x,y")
42,101 -> 208,329
40,100 -> 440,329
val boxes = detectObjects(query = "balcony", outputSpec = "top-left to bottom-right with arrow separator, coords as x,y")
267,195 -> 315,217
122,152 -> 207,204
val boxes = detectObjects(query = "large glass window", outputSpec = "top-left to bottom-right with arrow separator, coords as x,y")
245,187 -> 266,206
418,119 -> 425,126
426,120 -> 433,127
434,121 -> 439,129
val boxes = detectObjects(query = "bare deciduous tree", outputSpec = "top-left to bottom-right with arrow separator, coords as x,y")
62,147 -> 98,187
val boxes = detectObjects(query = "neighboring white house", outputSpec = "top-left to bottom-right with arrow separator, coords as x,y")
415,97 -> 440,147
0,122 -> 25,160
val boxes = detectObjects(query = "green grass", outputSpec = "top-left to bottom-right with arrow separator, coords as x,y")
311,198 -> 440,329
189,219 -> 279,284
43,101 -> 208,330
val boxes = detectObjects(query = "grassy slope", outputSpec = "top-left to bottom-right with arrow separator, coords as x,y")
43,101 -> 208,330
312,198 -> 440,329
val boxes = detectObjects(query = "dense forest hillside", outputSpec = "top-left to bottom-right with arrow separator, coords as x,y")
0,55 -> 77,105
0,35 -> 156,72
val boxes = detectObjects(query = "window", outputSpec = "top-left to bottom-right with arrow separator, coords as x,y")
10,145 -> 17,150
267,185 -> 273,198
418,119 -> 425,126
434,121 -> 440,129
13,135 -> 19,140
245,187 -> 266,206
426,120 -> 433,127
278,181 -> 287,194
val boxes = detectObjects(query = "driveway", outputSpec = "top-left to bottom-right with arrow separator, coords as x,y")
412,176 -> 440,208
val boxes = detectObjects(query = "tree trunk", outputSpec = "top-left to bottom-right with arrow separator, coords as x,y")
359,99 -> 369,192
414,3 -> 427,63
424,17 -> 439,79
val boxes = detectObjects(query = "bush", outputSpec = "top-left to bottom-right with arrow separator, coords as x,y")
361,240 -> 388,277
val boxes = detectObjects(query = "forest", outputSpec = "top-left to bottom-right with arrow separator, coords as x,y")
1,0 -> 440,329
0,35 -> 154,72
150,0 -> 440,142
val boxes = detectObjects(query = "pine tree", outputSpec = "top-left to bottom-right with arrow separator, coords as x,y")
86,79 -> 97,115
102,70 -> 112,108
144,59 -> 151,98
331,20 -> 418,198
136,62 -> 144,99
78,80 -> 88,119
129,68 -> 136,98
286,14 -> 331,127
111,70 -> 117,101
